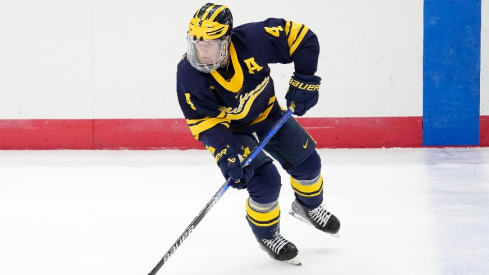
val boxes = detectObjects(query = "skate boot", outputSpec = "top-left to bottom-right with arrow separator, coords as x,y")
256,234 -> 301,266
289,199 -> 341,236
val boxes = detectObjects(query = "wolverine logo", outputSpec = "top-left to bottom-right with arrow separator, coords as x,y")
243,147 -> 251,158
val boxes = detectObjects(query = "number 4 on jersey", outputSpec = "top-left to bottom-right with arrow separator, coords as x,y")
264,26 -> 284,37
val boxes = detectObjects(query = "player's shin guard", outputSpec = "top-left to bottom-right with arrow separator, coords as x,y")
290,173 -> 324,209
246,198 -> 280,240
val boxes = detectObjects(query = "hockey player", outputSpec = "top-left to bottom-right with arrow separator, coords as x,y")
176,3 -> 340,264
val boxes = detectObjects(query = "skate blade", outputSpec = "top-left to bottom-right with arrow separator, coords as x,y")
289,210 -> 340,238
284,257 -> 302,266
258,245 -> 302,266
289,210 -> 314,226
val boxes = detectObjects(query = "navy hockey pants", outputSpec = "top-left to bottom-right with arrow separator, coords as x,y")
234,115 -> 324,239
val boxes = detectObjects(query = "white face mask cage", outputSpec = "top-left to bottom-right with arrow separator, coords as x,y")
187,34 -> 229,73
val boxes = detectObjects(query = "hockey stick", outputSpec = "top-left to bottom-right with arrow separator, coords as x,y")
148,108 -> 294,275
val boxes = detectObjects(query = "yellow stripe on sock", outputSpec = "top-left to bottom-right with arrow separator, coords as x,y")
246,198 -> 280,227
293,183 -> 323,197
291,175 -> 322,193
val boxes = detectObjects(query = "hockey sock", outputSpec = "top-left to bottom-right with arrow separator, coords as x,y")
290,173 -> 323,209
246,198 -> 280,239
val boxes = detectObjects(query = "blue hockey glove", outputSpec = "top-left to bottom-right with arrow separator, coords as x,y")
214,144 -> 254,189
286,72 -> 321,116
231,164 -> 254,190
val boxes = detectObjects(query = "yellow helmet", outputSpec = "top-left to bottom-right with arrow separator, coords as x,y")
188,3 -> 233,41
186,3 -> 233,73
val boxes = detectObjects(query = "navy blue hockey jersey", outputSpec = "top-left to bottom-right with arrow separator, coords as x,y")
176,18 -> 319,150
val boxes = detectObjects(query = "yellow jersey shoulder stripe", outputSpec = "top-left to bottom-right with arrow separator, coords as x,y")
284,20 -> 310,56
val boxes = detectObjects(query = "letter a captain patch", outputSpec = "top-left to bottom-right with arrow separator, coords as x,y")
244,57 -> 263,74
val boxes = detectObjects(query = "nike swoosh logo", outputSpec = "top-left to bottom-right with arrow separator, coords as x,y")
303,140 -> 308,149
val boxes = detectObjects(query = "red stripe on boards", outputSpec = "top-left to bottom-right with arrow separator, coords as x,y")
299,117 -> 423,148
94,119 -> 201,150
0,119 -> 93,150
1,116 -> 488,150
481,116 -> 489,146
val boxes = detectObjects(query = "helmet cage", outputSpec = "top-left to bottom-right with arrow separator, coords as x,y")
187,34 -> 229,73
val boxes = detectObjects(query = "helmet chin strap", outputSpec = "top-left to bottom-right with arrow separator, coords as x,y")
219,36 -> 231,69
220,54 -> 230,69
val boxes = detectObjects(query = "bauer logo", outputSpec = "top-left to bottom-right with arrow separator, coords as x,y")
289,78 -> 320,91
214,148 -> 227,162
163,225 -> 195,262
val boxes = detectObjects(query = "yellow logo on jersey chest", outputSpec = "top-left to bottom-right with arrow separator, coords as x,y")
219,77 -> 269,118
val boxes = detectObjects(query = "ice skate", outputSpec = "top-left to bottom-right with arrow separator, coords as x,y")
289,199 -> 340,237
256,234 -> 301,266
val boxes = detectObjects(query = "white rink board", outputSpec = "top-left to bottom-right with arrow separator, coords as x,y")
1,0 -> 487,118
0,0 -> 425,119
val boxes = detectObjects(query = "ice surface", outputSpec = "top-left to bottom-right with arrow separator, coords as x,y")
1,148 -> 489,275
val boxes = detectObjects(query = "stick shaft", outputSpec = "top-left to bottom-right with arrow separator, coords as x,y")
148,109 -> 293,275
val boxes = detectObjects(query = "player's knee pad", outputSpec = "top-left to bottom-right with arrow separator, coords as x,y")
246,161 -> 281,204
246,197 -> 280,239
287,151 -> 324,208
286,150 -> 321,180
